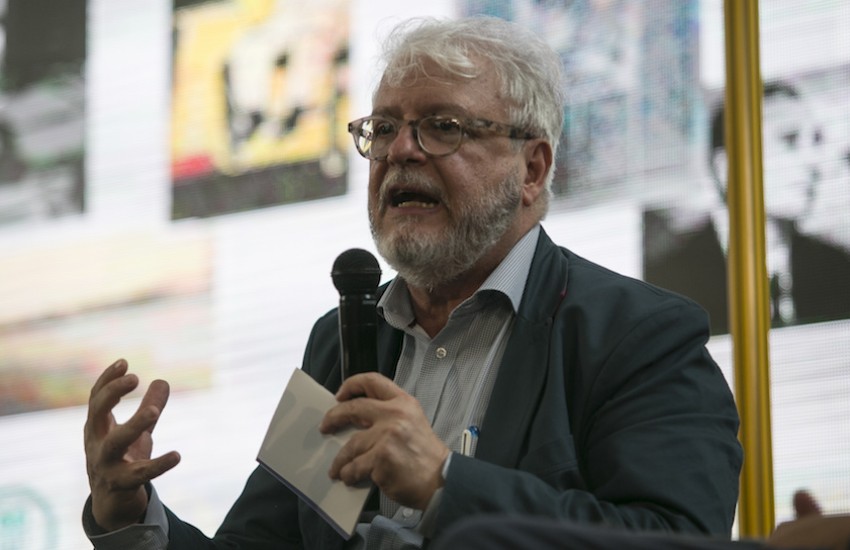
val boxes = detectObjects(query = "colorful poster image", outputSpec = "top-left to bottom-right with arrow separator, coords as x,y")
171,0 -> 351,220
0,0 -> 86,227
0,231 -> 213,416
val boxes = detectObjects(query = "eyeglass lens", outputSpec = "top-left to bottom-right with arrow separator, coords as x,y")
354,117 -> 463,159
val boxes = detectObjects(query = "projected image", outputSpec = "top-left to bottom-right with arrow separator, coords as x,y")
0,0 -> 85,226
0,232 -> 213,416
460,0 -> 697,203
457,0 -> 850,522
171,0 -> 350,220
643,69 -> 850,335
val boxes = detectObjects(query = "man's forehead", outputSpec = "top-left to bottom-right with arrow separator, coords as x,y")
380,52 -> 496,87
373,63 -> 502,113
379,66 -> 469,92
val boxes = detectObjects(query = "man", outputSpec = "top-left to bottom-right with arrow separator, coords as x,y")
83,16 -> 742,549
643,81 -> 850,335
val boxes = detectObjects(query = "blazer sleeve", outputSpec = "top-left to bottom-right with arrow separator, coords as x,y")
165,466 -> 303,549
162,311 -> 345,549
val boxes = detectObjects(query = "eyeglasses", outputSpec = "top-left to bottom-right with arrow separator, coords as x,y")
347,114 -> 537,161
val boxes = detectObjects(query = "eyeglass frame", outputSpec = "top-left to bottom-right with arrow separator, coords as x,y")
346,114 -> 538,161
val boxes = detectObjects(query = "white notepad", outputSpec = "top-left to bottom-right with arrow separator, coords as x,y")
257,368 -> 373,539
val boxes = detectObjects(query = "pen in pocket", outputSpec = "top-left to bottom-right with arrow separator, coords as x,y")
461,425 -> 479,456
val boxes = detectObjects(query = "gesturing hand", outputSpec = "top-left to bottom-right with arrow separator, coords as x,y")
768,490 -> 850,550
319,373 -> 450,510
84,359 -> 181,532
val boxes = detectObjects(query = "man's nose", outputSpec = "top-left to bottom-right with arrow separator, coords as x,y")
385,123 -> 427,164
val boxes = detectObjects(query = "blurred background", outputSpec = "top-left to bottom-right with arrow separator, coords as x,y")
0,0 -> 848,547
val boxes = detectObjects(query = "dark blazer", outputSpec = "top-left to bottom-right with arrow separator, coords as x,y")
165,227 -> 743,549
432,515 -> 767,550
643,208 -> 850,335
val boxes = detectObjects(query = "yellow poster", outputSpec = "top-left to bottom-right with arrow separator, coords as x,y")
171,0 -> 350,219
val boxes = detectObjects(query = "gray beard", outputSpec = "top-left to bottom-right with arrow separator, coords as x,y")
370,169 -> 521,289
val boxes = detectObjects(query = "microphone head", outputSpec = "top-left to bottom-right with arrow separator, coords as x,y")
331,248 -> 382,295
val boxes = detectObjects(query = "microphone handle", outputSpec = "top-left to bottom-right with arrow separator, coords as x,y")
338,292 -> 379,381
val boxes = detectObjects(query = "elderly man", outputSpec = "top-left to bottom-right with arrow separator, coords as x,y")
83,16 -> 742,549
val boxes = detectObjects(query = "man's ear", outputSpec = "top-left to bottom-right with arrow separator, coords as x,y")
522,139 -> 553,207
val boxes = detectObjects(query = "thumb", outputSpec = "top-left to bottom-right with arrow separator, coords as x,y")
793,490 -> 822,518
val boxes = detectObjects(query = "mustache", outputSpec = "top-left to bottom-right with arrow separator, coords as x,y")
378,169 -> 448,208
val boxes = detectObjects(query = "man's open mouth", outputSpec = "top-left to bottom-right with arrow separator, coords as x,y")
390,189 -> 440,208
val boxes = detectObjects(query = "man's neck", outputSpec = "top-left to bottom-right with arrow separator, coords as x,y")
406,272 -> 488,338
405,224 -> 530,337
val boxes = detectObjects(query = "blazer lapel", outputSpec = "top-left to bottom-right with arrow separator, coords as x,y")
475,228 -> 569,467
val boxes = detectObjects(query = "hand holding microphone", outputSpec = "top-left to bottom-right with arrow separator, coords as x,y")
326,249 -> 450,509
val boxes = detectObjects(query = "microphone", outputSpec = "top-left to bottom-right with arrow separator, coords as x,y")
331,248 -> 382,382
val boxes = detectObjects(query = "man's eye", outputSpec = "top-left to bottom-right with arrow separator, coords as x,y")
373,122 -> 396,136
432,119 -> 462,133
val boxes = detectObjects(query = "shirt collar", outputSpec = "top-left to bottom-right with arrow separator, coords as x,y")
378,225 -> 540,328
478,224 -> 539,312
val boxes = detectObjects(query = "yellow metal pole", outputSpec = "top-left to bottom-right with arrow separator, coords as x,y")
722,0 -> 775,538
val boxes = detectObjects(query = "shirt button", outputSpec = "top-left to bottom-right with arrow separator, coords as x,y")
435,347 -> 447,359
402,507 -> 414,518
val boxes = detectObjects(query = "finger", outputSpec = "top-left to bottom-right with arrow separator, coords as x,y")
87,367 -> 140,437
90,359 -> 128,399
101,404 -> 161,461
328,433 -> 372,482
146,450 -> 182,481
138,380 -> 170,434
319,397 -> 379,434
336,373 -> 400,401
337,455 -> 374,486
793,489 -> 822,518
109,451 -> 182,490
